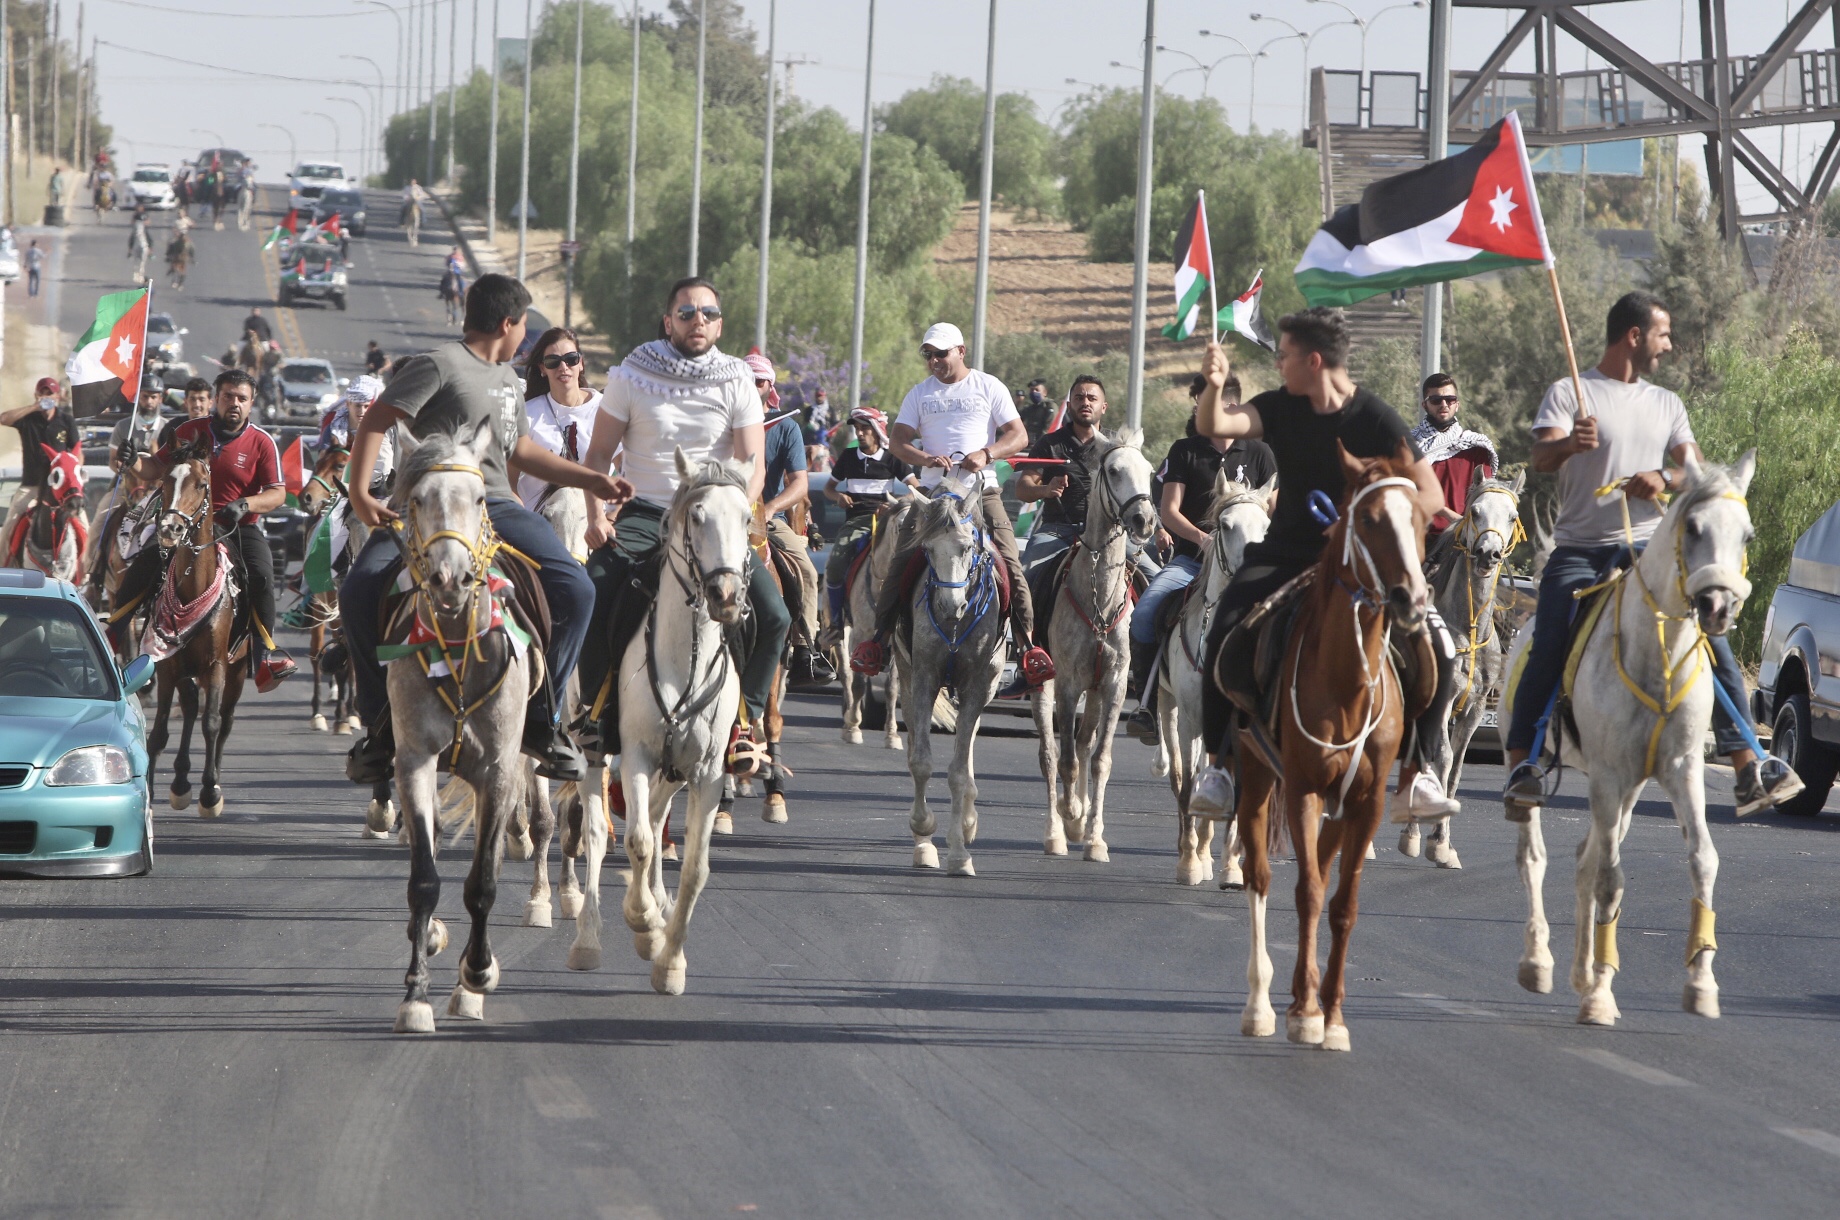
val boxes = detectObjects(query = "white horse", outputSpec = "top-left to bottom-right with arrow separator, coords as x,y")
568,451 -> 753,995
1503,451 -> 1755,1025
1031,430 -> 1158,861
384,422 -> 531,1034
1153,471 -> 1274,886
1399,470 -> 1524,869
897,472 -> 1008,875
838,498 -> 913,750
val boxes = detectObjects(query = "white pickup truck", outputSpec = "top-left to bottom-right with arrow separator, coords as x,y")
289,162 -> 349,205
1753,500 -> 1840,815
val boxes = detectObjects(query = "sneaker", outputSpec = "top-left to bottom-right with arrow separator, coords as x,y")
1189,765 -> 1236,819
807,648 -> 837,685
850,639 -> 887,676
1502,761 -> 1546,820
1125,705 -> 1160,745
254,653 -> 298,693
1390,771 -> 1462,824
1734,755 -> 1806,816
346,722 -> 395,786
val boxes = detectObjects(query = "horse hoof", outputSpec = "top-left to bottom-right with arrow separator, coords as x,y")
1220,865 -> 1245,891
365,799 -> 396,834
1060,819 -> 1083,846
662,842 -> 678,862
1398,827 -> 1421,857
426,918 -> 448,957
393,1001 -> 436,1034
885,737 -> 904,751
1518,960 -> 1554,994
199,797 -> 223,819
1176,858 -> 1204,885
713,811 -> 734,835
504,832 -> 533,862
1045,837 -> 1068,857
445,985 -> 485,1020
1286,1013 -> 1325,1046
762,795 -> 789,824
1241,1005 -> 1276,1038
1320,1023 -> 1352,1053
168,791 -> 190,811
652,959 -> 687,996
559,892 -> 584,919
843,728 -> 862,745
310,714 -> 328,732
523,899 -> 553,929
567,944 -> 602,972
632,929 -> 664,961
913,842 -> 940,869
948,855 -> 975,877
1683,983 -> 1721,1018
334,720 -> 354,736
1364,841 -> 1377,860
1082,840 -> 1110,863
1576,994 -> 1619,1026
1428,842 -> 1462,869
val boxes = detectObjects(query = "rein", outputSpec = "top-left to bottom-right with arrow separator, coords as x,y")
1447,485 -> 1527,712
1062,448 -> 1151,688
922,490 -> 999,680
648,482 -> 745,783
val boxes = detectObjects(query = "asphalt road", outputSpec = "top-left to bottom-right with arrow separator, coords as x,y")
4,196 -> 1840,1219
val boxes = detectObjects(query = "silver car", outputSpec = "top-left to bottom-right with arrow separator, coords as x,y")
146,312 -> 187,368
267,358 -> 346,423
1753,498 -> 1840,815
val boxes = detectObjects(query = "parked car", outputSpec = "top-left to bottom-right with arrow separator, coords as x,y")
1752,500 -> 1840,815
128,164 -> 178,210
0,568 -> 155,878
147,311 -> 187,368
290,161 -> 349,205
278,241 -> 348,310
0,226 -> 20,282
267,358 -> 345,423
312,187 -> 368,236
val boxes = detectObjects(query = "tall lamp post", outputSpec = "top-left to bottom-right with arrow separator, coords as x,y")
256,124 -> 295,172
1198,30 -> 1266,133
446,0 -> 459,183
516,0 -> 532,278
756,0 -> 778,354
355,2 -> 407,122
1124,0 -> 1156,433
1306,0 -> 1426,78
624,1 -> 641,330
1248,13 -> 1356,132
970,0 -> 998,370
424,0 -> 440,183
340,54 -> 387,179
688,0 -> 708,274
846,0 -> 876,412
327,97 -> 370,182
306,112 -> 343,169
487,0 -> 502,242
564,0 -> 583,327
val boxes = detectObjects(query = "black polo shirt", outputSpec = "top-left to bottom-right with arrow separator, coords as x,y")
1024,425 -> 1105,530
1157,435 -> 1278,561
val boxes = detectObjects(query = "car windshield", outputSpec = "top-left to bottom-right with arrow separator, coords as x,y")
133,169 -> 169,183
300,164 -> 342,179
321,190 -> 362,206
285,364 -> 333,385
147,316 -> 175,335
0,596 -> 117,700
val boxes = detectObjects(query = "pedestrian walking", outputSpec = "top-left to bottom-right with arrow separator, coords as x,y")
24,240 -> 44,296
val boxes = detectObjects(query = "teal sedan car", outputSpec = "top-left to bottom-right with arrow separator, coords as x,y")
0,569 -> 155,878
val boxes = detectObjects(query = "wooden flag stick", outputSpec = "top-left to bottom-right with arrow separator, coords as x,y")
1546,262 -> 1589,419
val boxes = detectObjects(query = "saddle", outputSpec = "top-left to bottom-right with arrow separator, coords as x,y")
893,541 -> 1012,624
376,544 -> 552,675
1502,572 -> 1620,742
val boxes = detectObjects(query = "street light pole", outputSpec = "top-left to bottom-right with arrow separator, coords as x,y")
354,3 -> 404,141
256,124 -> 296,173
340,54 -> 386,177
487,0 -> 501,242
970,0 -> 998,371
1307,0 -> 1426,79
565,0 -> 583,328
446,0 -> 458,183
756,0 -> 777,354
624,0 -> 641,333
1422,0 -> 1451,381
1249,14 -> 1351,132
307,112 -> 342,168
846,0 -> 876,413
688,0 -> 708,275
424,0 -> 439,183
1125,0 -> 1156,433
517,0 -> 532,278
327,97 -> 370,182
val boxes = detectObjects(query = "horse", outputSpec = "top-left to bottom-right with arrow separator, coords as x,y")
895,471 -> 1008,876
521,483 -> 588,929
144,448 -> 247,819
565,450 -> 753,995
6,446 -> 89,584
1398,470 -> 1525,870
745,502 -> 803,829
1234,446 -> 1431,1052
838,497 -> 915,750
1030,430 -> 1158,862
298,444 -> 354,734
1153,471 -> 1275,886
1502,451 -> 1755,1026
384,422 -> 531,1034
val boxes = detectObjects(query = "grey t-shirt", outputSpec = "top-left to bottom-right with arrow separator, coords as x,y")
1532,368 -> 1695,548
381,341 -> 529,500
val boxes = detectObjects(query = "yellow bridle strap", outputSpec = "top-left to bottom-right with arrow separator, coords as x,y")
1611,575 -> 1709,778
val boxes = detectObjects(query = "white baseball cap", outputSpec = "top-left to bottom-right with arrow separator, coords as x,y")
921,322 -> 965,351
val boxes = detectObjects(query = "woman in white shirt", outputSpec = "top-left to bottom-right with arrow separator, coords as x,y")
519,326 -> 603,510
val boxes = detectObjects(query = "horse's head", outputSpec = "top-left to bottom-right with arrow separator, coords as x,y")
1456,468 -> 1526,575
1336,441 -> 1429,629
1207,468 -> 1275,587
300,444 -> 350,517
396,420 -> 494,616
156,450 -> 212,551
38,445 -> 85,507
670,447 -> 752,625
1094,428 -> 1158,546
918,473 -> 983,621
1667,449 -> 1756,635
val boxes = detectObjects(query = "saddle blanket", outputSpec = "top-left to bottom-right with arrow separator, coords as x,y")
140,544 -> 237,662
376,571 -> 531,678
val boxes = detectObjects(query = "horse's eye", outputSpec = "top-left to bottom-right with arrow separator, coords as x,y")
1686,519 -> 1702,539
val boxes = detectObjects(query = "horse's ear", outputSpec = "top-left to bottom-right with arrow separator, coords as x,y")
40,442 -> 57,461
1731,448 -> 1757,496
674,446 -> 693,480
1257,473 -> 1278,510
1681,448 -> 1703,484
1468,463 -> 1487,493
1336,440 -> 1363,487
1509,469 -> 1526,496
1114,426 -> 1143,450
464,417 -> 495,465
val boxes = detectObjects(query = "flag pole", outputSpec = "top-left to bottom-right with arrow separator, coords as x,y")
1200,189 -> 1220,343
1546,262 -> 1588,419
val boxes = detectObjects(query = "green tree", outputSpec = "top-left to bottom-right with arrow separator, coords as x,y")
878,76 -> 1059,216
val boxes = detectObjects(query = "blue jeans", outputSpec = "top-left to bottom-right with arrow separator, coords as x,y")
340,497 -> 595,726
1131,554 -> 1201,644
1023,523 -> 1079,577
1504,542 -> 1749,756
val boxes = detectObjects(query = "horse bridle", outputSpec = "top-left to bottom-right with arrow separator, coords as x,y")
666,483 -> 747,612
1092,447 -> 1154,541
1337,477 -> 1420,607
158,464 -> 217,556
1448,485 -> 1525,673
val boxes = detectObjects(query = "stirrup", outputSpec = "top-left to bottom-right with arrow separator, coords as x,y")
850,639 -> 887,677
1502,761 -> 1546,821
1020,645 -> 1055,687
726,725 -> 768,778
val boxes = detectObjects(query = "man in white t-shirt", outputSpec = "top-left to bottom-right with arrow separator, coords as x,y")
576,276 -> 788,770
850,322 -> 1053,692
1503,291 -> 1800,818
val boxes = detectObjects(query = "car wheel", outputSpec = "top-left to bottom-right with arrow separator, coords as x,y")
334,295 -> 347,311
137,796 -> 155,876
1771,690 -> 1838,816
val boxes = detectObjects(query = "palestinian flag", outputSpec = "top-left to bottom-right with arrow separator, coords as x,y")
64,288 -> 150,418
1225,270 -> 1276,352
263,208 -> 299,250
318,212 -> 343,239
281,436 -> 308,507
1161,192 -> 1216,341
1293,112 -> 1551,307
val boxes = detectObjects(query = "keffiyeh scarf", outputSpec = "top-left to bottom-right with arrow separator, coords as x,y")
618,339 -> 751,399
1411,415 -> 1498,467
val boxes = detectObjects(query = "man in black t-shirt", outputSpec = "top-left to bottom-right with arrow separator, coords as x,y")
821,406 -> 916,636
1013,374 -> 1111,593
2,377 -> 84,549
364,340 -> 389,376
1183,308 -> 1456,823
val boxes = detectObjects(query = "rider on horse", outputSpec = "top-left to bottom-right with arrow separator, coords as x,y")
87,376 -> 169,600
1502,291 -> 1801,818
820,407 -> 917,633
1187,307 -> 1459,822
341,274 -> 622,785
849,322 -> 1054,697
517,326 -> 599,513
577,276 -> 790,771
2,377 -> 82,554
114,369 -> 298,691
750,352 -> 829,686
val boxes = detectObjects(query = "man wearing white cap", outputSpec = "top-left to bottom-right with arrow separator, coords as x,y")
850,322 -> 1053,693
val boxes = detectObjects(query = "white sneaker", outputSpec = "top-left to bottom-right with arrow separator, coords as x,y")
1189,766 -> 1236,819
1390,772 -> 1460,823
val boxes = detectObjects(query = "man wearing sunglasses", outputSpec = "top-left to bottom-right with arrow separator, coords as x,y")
850,322 -> 1053,692
1409,372 -> 1497,535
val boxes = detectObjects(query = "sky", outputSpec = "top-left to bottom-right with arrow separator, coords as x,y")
77,0 -> 1825,217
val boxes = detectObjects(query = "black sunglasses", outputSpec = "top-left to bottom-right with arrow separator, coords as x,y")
921,346 -> 955,360
541,351 -> 584,369
1425,394 -> 1458,406
674,305 -> 722,321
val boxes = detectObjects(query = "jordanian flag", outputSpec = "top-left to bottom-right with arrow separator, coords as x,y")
1161,192 -> 1217,341
65,287 -> 150,418
1293,112 -> 1551,307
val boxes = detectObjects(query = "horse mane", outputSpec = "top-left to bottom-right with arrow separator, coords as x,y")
666,456 -> 751,535
390,429 -> 465,509
1668,458 -> 1740,520
914,476 -> 980,543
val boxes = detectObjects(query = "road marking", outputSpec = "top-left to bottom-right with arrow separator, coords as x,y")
1565,1047 -> 1693,1086
1773,1127 -> 1840,1159
525,1074 -> 596,1119
1399,992 -> 1496,1018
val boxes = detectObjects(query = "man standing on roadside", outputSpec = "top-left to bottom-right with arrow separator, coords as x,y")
1019,379 -> 1054,446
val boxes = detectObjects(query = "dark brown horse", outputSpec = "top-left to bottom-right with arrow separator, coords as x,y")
299,444 -> 354,734
1234,445 -> 1430,1053
145,450 -> 247,818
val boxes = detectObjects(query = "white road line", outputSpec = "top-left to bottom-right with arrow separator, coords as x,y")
524,1074 -> 596,1119
1565,1047 -> 1693,1086
1773,1127 -> 1840,1159
1400,992 -> 1496,1018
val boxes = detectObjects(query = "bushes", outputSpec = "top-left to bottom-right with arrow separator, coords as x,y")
879,77 -> 1059,217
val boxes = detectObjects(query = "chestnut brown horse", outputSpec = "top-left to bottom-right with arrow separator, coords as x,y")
1234,445 -> 1430,1053
145,450 -> 248,818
